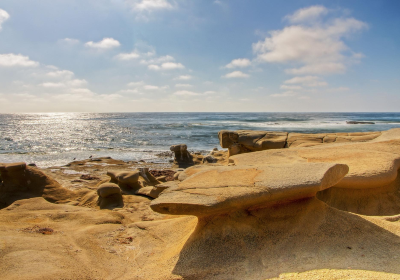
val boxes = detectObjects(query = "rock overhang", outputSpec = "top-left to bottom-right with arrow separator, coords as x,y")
150,162 -> 349,217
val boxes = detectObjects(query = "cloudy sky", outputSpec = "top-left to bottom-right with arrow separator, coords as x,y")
0,0 -> 399,112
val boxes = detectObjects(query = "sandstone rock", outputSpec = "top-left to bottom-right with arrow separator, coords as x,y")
218,130 -> 239,148
136,181 -> 178,199
228,129 -> 400,216
97,183 -> 121,198
170,144 -> 195,168
107,170 -> 140,188
151,162 -> 349,216
96,183 -> 123,209
0,162 -> 75,208
156,176 -> 167,182
218,130 -> 383,156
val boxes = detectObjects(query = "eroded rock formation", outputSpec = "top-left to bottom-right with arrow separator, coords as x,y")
0,162 -> 75,208
229,128 -> 400,216
219,129 -> 382,156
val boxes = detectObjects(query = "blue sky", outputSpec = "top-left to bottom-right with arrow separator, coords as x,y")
0,0 -> 399,112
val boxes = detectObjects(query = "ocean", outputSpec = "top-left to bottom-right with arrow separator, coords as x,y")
1,112 -> 400,168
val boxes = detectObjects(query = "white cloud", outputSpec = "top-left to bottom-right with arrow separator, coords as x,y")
223,71 -> 250,78
225,58 -> 251,69
85,38 -> 121,49
285,62 -> 346,75
148,62 -> 184,70
253,6 -> 368,75
129,0 -> 173,11
284,5 -> 328,23
175,83 -> 192,88
284,76 -> 327,87
58,38 -> 80,45
280,85 -> 302,90
127,81 -> 145,87
40,82 -> 65,88
173,90 -> 200,96
0,9 -> 10,30
115,51 -> 140,61
148,64 -> 161,70
161,62 -> 184,70
0,53 -> 39,67
141,55 -> 174,65
39,79 -> 87,88
119,89 -> 141,94
270,91 -> 297,98
68,79 -> 88,87
204,91 -> 216,95
175,75 -> 192,80
47,70 -> 74,79
143,85 -> 159,90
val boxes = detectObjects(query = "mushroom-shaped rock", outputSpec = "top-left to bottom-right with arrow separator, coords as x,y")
97,182 -> 123,209
97,183 -> 121,198
151,162 -> 349,217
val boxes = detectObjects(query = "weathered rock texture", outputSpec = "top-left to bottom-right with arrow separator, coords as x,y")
151,162 -> 349,216
219,129 -> 382,156
1,129 -> 400,279
170,144 -> 228,168
0,162 -> 75,209
96,182 -> 123,209
229,128 -> 400,216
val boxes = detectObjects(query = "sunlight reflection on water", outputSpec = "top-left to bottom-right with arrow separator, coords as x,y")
1,112 -> 399,167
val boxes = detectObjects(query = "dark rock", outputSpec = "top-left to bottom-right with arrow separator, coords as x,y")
346,121 -> 375,124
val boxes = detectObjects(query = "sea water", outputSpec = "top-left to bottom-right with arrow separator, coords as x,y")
1,112 -> 399,167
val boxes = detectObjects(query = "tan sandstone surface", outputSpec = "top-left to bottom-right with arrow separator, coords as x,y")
1,129 -> 400,279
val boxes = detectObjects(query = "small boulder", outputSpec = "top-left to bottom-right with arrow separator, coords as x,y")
203,155 -> 217,163
170,144 -> 194,168
97,183 -> 121,198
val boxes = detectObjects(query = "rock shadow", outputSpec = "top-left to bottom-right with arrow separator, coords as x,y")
317,170 -> 400,216
172,197 -> 400,279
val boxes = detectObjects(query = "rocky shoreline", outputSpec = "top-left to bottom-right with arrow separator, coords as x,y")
1,128 -> 400,279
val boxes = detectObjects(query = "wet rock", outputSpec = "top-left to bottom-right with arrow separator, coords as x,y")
347,121 -> 375,124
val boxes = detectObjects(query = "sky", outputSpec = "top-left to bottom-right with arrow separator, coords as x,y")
0,0 -> 399,112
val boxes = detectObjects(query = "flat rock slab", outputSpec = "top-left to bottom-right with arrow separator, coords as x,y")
151,162 -> 348,216
218,130 -> 383,156
230,130 -> 400,190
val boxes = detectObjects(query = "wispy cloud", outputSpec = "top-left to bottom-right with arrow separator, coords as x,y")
224,58 -> 251,69
270,91 -> 297,98
175,83 -> 192,88
284,76 -> 327,87
115,51 -> 140,60
85,38 -> 121,49
253,6 -> 368,75
0,53 -> 39,67
284,5 -> 328,23
175,75 -> 192,80
58,38 -> 80,45
148,62 -> 184,71
0,9 -> 10,31
129,0 -> 173,12
223,71 -> 250,78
